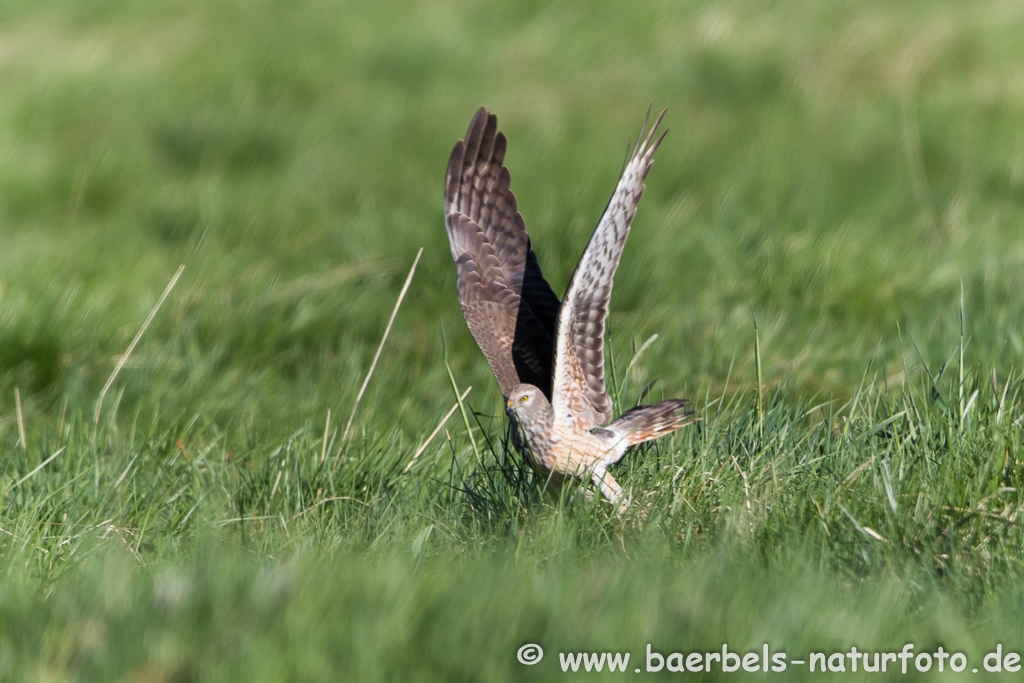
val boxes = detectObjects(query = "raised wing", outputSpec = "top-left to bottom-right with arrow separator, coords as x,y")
550,109 -> 668,427
445,107 -> 562,397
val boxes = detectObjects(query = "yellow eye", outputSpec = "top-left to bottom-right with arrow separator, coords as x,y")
519,395 -> 529,403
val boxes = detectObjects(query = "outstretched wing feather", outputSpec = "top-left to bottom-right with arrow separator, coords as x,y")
551,109 -> 669,427
444,107 -> 562,397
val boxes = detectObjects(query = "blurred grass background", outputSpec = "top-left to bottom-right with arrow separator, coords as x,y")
1,0 -> 1024,679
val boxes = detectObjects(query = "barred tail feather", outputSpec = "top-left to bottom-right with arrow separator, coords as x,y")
607,399 -> 696,448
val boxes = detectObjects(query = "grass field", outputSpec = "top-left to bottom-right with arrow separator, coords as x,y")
2,0 -> 1024,679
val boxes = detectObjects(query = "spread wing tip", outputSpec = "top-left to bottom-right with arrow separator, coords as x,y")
444,106 -> 561,400
631,106 -> 668,158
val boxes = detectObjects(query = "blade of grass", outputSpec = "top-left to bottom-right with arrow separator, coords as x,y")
752,304 -> 763,442
444,358 -> 480,466
94,264 -> 185,425
15,388 -> 25,452
320,409 -> 331,464
404,386 -> 472,474
339,248 -> 422,449
15,447 -> 67,487
616,333 -> 659,402
959,279 -> 965,431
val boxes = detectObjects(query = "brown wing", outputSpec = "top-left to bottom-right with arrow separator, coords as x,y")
551,109 -> 668,427
445,107 -> 561,397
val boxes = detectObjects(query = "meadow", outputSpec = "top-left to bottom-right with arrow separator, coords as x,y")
1,0 -> 1024,679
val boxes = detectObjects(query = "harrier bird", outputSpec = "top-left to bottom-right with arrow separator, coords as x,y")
444,107 -> 695,513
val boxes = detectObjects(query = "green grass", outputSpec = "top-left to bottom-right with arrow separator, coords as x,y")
2,0 -> 1024,679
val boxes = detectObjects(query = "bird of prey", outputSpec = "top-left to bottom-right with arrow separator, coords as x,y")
443,106 -> 695,513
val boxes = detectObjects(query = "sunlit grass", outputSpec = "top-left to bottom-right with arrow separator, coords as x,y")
1,0 -> 1024,679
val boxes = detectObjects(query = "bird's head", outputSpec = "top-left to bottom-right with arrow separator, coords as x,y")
506,383 -> 550,420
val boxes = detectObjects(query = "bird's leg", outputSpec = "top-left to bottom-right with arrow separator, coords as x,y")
591,466 -> 631,516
